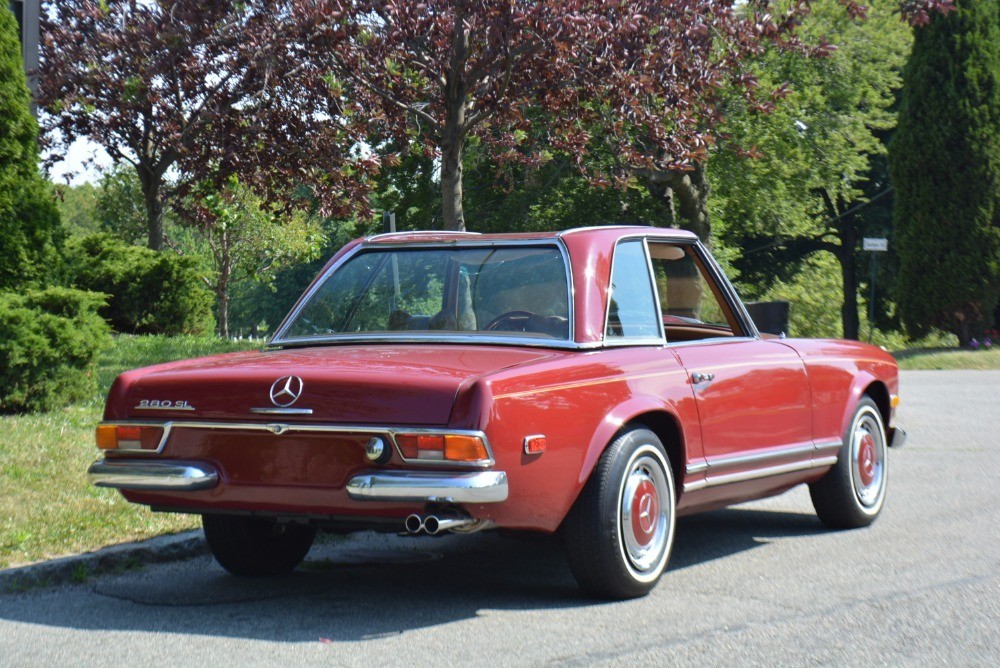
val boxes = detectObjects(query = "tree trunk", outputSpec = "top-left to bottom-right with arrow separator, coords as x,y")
837,226 -> 860,340
440,9 -> 469,232
137,166 -> 164,251
637,164 -> 711,243
441,133 -> 465,231
216,233 -> 231,338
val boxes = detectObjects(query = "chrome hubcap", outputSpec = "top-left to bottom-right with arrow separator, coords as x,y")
620,447 -> 672,576
851,411 -> 886,508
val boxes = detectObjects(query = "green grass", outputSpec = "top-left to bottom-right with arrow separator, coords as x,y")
894,346 -> 1000,370
0,335 -> 258,569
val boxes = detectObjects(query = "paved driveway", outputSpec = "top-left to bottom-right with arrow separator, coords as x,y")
1,370 -> 997,666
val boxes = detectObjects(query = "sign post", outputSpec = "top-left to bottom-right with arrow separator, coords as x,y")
862,238 -> 888,343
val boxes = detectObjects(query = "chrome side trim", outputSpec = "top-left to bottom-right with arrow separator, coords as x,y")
88,459 -> 218,491
249,407 -> 315,416
707,443 -> 815,470
702,459 -> 819,487
686,461 -> 709,475
346,471 -> 509,503
681,440 -> 843,493
814,440 -> 843,454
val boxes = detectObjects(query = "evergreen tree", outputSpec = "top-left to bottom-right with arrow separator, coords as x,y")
0,6 -> 61,289
890,0 -> 1000,345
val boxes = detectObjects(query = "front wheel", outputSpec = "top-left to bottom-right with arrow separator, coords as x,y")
562,428 -> 676,599
203,515 -> 316,576
810,397 -> 888,529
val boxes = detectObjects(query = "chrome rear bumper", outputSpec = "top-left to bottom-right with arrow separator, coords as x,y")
347,471 -> 509,503
889,427 -> 907,448
88,460 -> 219,491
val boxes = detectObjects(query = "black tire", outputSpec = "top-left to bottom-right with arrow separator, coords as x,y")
202,515 -> 316,576
562,427 -> 676,599
810,397 -> 888,529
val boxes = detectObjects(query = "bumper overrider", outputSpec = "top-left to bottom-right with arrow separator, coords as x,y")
88,460 -> 509,503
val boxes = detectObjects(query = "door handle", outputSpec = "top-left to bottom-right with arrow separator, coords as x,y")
691,372 -> 715,384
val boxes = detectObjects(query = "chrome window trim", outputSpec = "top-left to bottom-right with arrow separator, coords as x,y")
99,421 -> 497,468
642,237 -> 668,341
664,336 -> 758,350
603,236 -> 667,345
268,239 -> 576,348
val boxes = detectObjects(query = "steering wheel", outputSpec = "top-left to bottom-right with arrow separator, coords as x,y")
484,310 -> 538,332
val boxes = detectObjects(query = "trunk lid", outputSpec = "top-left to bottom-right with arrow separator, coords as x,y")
120,344 -> 560,425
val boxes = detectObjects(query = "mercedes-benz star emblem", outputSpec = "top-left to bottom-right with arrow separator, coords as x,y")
269,375 -> 304,407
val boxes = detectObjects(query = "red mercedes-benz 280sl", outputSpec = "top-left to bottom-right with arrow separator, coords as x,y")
89,226 -> 905,598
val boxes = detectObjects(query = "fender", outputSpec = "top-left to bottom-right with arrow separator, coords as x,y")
574,394 -> 696,488
841,371 -> 886,437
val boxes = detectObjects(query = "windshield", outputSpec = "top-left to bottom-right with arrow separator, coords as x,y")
277,245 -> 571,343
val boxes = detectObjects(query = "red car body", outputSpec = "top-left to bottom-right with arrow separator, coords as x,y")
90,226 -> 903,598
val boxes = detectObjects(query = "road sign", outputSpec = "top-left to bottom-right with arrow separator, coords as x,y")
863,237 -> 888,252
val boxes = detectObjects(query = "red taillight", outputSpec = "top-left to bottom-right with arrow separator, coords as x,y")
95,424 -> 164,451
395,433 -> 490,464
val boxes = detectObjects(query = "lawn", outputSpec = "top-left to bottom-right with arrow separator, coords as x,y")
894,346 -> 1000,370
0,335 -> 258,570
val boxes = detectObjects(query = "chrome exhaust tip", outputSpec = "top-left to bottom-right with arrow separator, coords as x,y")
404,514 -> 425,534
424,514 -> 477,535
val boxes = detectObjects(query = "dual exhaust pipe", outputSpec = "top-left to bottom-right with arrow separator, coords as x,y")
404,512 -> 476,535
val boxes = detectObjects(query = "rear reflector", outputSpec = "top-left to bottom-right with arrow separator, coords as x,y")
395,433 -> 490,464
95,424 -> 164,451
523,435 -> 547,455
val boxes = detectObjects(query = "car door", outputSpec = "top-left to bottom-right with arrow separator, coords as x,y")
646,241 -> 814,490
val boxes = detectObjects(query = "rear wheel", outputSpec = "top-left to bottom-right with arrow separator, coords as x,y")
562,428 -> 676,599
810,397 -> 888,528
202,515 -> 316,576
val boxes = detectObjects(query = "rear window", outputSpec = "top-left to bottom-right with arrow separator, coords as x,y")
278,245 -> 571,343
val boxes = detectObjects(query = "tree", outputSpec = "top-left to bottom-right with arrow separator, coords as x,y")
0,6 -> 62,289
712,0 -> 914,340
299,0 -> 954,236
40,1 -> 375,251
298,0 -> 841,233
889,0 -> 1000,345
183,178 -> 323,337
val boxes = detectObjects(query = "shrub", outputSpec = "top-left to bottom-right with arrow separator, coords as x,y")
0,8 -> 63,290
0,288 -> 109,413
67,234 -> 214,335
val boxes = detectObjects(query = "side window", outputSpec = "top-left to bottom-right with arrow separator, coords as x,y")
647,243 -> 739,341
606,240 -> 660,340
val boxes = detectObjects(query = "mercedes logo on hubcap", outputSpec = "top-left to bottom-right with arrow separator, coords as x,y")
269,375 -> 304,407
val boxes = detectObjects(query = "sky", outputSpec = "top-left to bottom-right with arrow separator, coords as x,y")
47,137 -> 111,185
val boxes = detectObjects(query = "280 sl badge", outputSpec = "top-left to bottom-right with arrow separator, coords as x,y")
134,399 -> 196,411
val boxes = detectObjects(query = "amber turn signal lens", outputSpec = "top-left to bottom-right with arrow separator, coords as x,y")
95,425 -> 118,450
95,424 -> 164,451
444,435 -> 489,462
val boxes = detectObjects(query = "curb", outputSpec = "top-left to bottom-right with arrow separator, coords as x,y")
0,530 -> 207,593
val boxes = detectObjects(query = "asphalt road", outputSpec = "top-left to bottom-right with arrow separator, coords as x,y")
1,370 -> 998,666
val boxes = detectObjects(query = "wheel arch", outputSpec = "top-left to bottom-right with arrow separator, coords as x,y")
623,411 -> 685,500
862,380 -> 891,432
841,372 -> 889,437
575,398 -> 688,500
